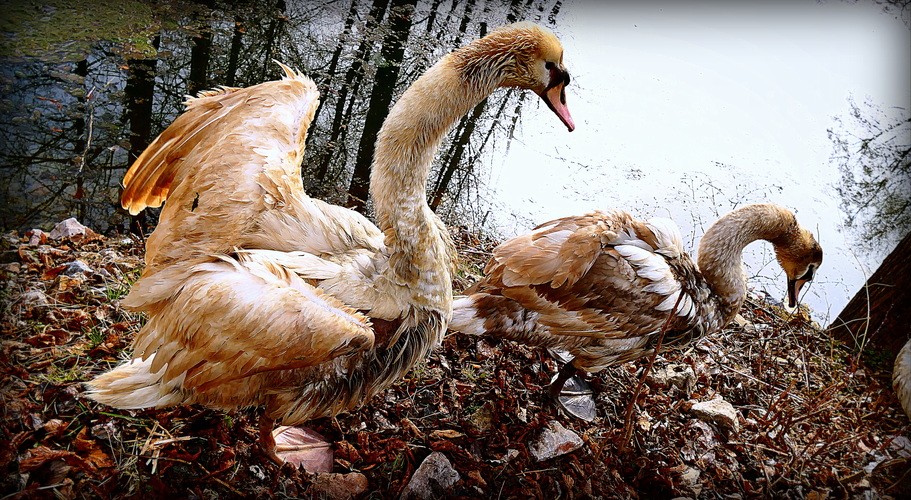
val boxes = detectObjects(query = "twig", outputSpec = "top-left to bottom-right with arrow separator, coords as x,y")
718,364 -> 806,404
727,441 -> 791,457
76,86 -> 96,174
517,468 -> 560,476
619,292 -> 683,452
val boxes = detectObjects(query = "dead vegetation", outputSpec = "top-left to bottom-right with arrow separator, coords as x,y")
1,222 -> 909,499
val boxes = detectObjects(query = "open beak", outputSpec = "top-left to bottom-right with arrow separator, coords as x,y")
786,278 -> 809,309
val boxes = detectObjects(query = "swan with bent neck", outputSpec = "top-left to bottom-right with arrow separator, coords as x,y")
87,22 -> 574,470
450,204 -> 823,420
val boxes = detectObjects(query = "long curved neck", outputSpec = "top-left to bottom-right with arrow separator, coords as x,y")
697,204 -> 796,314
369,55 -> 498,307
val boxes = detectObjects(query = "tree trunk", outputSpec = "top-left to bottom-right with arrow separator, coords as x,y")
309,0 -> 358,128
827,230 -> 911,356
72,59 -> 89,223
123,37 -> 160,236
314,0 -> 390,185
225,15 -> 245,87
429,99 -> 486,210
346,0 -> 416,212
258,2 -> 287,78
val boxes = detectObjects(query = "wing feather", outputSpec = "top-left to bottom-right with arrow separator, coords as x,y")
121,67 -> 320,215
130,253 -> 375,392
461,211 -> 701,349
492,211 -> 636,288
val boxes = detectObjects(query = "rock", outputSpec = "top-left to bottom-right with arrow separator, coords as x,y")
647,363 -> 695,393
680,420 -> 720,463
678,466 -> 702,496
310,472 -> 368,500
61,259 -> 93,277
475,339 -> 496,360
248,465 -> 266,481
49,218 -> 90,240
400,452 -> 460,500
529,420 -> 584,461
1,232 -> 19,246
20,290 -> 49,306
888,435 -> 911,458
372,411 -> 397,430
690,396 -> 740,433
26,228 -> 47,246
91,421 -> 120,441
732,314 -> 754,331
0,262 -> 20,273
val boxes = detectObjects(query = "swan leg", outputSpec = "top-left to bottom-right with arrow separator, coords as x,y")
258,414 -> 334,472
549,361 -> 596,422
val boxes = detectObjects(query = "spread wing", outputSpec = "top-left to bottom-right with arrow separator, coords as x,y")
121,63 -> 318,216
120,63 -> 386,276
125,250 -> 374,392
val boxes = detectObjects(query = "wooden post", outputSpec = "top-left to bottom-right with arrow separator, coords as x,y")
827,231 -> 911,356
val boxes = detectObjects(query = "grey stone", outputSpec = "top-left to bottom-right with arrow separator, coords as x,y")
400,452 -> 460,500
61,259 -> 93,276
648,363 -> 696,393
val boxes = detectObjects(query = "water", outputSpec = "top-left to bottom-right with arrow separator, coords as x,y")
1,0 -> 907,326
478,1 -> 911,325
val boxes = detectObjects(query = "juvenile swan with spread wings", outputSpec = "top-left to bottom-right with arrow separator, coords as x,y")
88,22 -> 574,470
450,204 -> 822,420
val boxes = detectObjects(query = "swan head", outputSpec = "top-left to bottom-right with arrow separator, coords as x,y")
774,226 -> 824,308
452,22 -> 575,132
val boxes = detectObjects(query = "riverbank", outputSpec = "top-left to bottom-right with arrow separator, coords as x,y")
1,220 -> 908,498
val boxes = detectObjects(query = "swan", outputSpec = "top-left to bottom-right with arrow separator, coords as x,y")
894,338 -> 911,420
450,204 -> 823,420
87,22 -> 574,470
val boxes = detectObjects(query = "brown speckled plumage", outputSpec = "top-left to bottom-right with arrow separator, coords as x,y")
451,205 -> 823,374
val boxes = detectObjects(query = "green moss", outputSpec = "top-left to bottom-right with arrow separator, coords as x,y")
0,0 -> 162,61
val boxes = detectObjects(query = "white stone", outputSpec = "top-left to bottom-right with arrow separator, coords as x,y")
27,229 -> 46,246
19,290 -> 49,306
529,420 -> 584,461
648,363 -> 695,393
49,218 -> 89,240
690,396 -> 740,433
61,259 -> 93,276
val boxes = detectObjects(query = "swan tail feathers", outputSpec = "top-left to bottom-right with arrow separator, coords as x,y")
450,295 -> 487,336
85,354 -> 186,410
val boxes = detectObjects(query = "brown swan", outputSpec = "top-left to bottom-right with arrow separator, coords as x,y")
87,22 -> 574,470
450,204 -> 822,420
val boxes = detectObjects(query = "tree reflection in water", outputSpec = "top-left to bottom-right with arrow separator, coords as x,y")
0,0 -> 566,235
